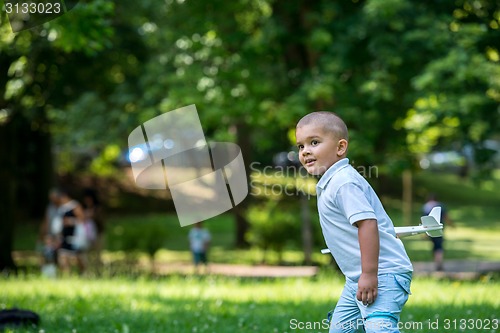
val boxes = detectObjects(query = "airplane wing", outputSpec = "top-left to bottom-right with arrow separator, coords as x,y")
320,206 -> 444,254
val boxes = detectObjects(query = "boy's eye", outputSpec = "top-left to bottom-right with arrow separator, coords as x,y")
297,144 -> 304,150
311,140 -> 319,146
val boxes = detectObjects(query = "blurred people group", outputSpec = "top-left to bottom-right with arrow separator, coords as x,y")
38,187 -> 104,277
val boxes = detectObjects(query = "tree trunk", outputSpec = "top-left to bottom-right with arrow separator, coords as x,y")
0,109 -> 53,272
32,112 -> 54,218
0,116 -> 18,272
402,169 -> 413,226
233,122 -> 252,248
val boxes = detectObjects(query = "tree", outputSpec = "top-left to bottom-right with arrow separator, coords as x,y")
0,0 -> 129,271
3,0 -> 499,268
57,0 -> 500,248
403,0 -> 500,180
126,0 -> 289,246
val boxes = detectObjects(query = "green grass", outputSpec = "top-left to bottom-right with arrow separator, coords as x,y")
1,275 -> 499,333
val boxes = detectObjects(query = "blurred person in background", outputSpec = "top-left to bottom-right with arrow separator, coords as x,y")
422,194 -> 455,271
57,189 -> 87,275
38,188 -> 62,277
188,222 -> 211,274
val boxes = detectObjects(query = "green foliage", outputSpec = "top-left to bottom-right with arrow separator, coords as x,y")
2,0 -> 500,176
246,199 -> 301,262
89,144 -> 121,176
401,0 -> 500,176
1,0 -> 149,178
141,225 -> 168,259
3,0 -> 500,268
107,221 -> 168,260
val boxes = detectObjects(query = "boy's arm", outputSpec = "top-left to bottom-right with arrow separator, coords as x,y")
356,219 -> 379,306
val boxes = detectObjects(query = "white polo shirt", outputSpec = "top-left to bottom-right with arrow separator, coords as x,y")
316,158 -> 413,281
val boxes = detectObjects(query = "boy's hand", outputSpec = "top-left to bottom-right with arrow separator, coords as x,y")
357,272 -> 378,305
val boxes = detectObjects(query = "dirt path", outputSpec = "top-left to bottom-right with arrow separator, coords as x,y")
154,260 -> 500,279
153,262 -> 319,277
13,251 -> 500,279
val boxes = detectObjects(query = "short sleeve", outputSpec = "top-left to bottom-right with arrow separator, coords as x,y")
336,183 -> 377,225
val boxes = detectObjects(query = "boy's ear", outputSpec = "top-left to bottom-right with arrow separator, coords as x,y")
337,139 -> 348,156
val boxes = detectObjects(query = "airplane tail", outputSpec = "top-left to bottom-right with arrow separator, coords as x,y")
420,206 -> 443,237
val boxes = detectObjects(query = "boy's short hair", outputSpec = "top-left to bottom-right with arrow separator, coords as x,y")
296,111 -> 348,140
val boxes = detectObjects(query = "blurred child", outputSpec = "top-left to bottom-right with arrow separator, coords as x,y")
57,189 -> 87,275
41,234 -> 58,278
188,222 -> 211,274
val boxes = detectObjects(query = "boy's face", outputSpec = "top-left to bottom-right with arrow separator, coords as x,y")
295,124 -> 347,176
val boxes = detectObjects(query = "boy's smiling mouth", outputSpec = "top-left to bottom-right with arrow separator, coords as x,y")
304,158 -> 316,166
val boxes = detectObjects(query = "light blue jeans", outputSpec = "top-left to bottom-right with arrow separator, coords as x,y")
328,273 -> 412,333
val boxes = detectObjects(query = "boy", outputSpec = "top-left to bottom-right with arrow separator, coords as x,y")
188,222 -> 211,274
295,112 -> 413,333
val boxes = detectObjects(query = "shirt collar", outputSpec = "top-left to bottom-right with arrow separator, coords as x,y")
316,158 -> 350,196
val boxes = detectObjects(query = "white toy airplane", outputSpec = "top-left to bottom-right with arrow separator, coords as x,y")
320,207 -> 443,254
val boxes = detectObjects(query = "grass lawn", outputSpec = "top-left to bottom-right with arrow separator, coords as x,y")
1,274 -> 499,333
